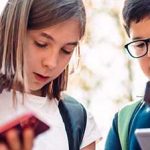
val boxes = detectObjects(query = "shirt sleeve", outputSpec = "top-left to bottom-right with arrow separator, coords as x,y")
105,113 -> 122,150
80,110 -> 102,149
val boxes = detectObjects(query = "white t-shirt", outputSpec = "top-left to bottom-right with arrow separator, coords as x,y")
0,90 -> 101,150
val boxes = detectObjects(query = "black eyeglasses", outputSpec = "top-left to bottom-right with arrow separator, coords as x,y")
124,38 -> 150,58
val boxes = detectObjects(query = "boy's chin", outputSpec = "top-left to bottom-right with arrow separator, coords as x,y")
145,75 -> 150,81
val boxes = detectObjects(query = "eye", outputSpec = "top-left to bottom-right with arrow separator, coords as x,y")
34,41 -> 48,48
134,41 -> 146,49
61,48 -> 74,55
61,45 -> 77,55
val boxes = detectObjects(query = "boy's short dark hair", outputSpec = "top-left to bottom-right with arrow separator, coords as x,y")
122,0 -> 150,36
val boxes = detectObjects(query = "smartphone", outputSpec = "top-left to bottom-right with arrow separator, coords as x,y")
135,128 -> 150,150
0,112 -> 50,142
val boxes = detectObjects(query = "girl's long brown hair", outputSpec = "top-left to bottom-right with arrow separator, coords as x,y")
0,0 -> 86,100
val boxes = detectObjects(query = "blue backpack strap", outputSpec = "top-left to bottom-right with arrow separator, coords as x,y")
118,100 -> 143,150
58,94 -> 87,150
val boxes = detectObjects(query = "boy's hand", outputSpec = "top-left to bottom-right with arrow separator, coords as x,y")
0,128 -> 34,150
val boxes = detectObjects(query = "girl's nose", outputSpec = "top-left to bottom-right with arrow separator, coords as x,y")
42,50 -> 59,70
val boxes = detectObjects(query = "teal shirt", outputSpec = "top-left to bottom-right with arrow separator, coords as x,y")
105,101 -> 150,150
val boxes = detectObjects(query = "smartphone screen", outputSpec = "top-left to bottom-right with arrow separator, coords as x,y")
0,112 -> 50,142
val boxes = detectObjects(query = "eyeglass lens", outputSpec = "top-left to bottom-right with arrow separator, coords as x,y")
128,41 -> 147,57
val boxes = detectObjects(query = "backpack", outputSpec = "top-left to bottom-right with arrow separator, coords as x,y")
118,99 -> 143,150
58,94 -> 87,150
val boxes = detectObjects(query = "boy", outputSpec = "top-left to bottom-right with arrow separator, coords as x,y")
105,0 -> 150,149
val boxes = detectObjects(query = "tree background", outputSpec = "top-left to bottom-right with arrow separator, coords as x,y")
67,0 -> 147,149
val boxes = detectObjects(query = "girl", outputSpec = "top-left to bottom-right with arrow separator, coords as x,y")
0,0 -> 101,150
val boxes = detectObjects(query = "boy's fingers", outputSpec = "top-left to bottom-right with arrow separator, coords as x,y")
23,128 -> 34,150
5,129 -> 21,150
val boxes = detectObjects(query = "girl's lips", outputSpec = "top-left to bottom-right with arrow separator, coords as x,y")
33,73 -> 49,82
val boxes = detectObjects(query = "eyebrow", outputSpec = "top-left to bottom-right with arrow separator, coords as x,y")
40,32 -> 79,46
132,36 -> 145,41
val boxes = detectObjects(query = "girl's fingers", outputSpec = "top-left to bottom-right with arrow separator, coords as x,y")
0,143 -> 9,150
4,128 -> 34,150
5,129 -> 21,150
23,128 -> 34,150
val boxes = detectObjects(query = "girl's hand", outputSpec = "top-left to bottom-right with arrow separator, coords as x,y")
0,128 -> 34,150
81,142 -> 95,150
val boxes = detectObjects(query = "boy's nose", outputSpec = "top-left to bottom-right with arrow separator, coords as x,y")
147,44 -> 150,57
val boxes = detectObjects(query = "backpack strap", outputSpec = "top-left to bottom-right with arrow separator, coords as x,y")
118,100 -> 142,150
58,94 -> 87,150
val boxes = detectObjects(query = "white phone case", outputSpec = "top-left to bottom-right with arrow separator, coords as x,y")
135,128 -> 150,150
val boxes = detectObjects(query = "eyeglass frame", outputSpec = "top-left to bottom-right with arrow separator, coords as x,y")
124,38 -> 150,58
